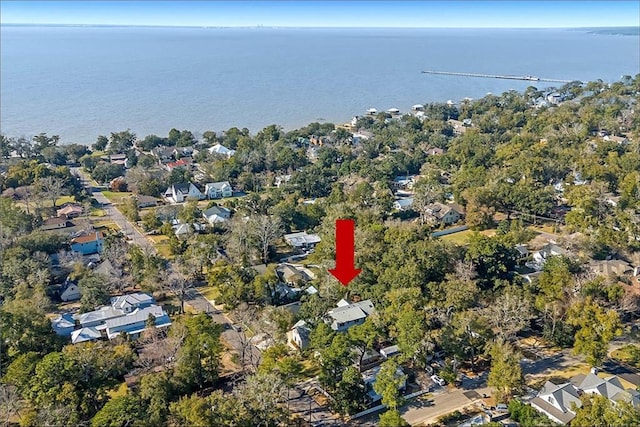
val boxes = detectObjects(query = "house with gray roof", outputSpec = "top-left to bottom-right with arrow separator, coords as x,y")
530,380 -> 582,425
52,313 -> 76,336
531,373 -> 640,424
53,292 -> 171,344
287,320 -> 311,350
326,299 -> 375,332
164,182 -> 203,203
104,304 -> 171,340
284,231 -> 321,249
204,181 -> 233,199
71,327 -> 102,344
202,205 -> 231,225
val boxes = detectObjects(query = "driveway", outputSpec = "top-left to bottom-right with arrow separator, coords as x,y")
399,385 -> 492,426
289,380 -> 343,426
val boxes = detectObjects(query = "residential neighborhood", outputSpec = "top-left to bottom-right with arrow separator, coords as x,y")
1,74 -> 640,426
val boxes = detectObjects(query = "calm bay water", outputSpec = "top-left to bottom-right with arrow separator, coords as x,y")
1,26 -> 639,144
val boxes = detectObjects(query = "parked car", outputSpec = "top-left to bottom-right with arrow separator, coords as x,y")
431,375 -> 446,386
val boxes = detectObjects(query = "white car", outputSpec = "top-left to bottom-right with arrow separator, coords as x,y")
431,375 -> 447,386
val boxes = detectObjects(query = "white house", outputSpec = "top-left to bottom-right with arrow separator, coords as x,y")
60,280 -> 82,302
530,381 -> 581,425
287,320 -> 311,350
531,243 -> 569,268
393,198 -> 414,211
53,292 -> 172,344
208,143 -> 236,158
531,373 -> 640,425
164,183 -> 203,203
202,205 -> 231,225
423,202 -> 464,226
71,327 -> 102,344
326,299 -> 375,332
274,175 -> 292,188
284,231 -> 321,249
52,313 -> 76,336
204,181 -> 233,199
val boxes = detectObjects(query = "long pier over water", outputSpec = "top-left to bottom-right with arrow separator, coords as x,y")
421,70 -> 578,84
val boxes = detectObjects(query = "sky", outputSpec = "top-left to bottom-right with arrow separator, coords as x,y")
1,1 -> 639,28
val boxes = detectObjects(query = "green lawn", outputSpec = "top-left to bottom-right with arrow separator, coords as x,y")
101,191 -> 133,204
199,286 -> 221,302
92,220 -> 120,231
107,382 -> 128,399
89,207 -> 107,217
439,229 -> 474,245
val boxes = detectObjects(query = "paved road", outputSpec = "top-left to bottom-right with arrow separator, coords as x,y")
184,288 -> 261,368
288,380 -> 343,426
74,167 -> 262,366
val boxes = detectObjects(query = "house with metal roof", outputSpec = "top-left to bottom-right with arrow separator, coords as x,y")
202,205 -> 231,225
53,292 -> 171,344
531,373 -> 640,424
284,231 -> 321,249
326,299 -> 375,332
530,380 -> 582,425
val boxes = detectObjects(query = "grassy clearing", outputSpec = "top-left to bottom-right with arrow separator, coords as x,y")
199,286 -> 220,302
101,191 -> 133,204
439,229 -> 474,245
92,220 -> 120,231
155,244 -> 173,259
107,382 -> 128,399
527,362 -> 591,389
611,344 -> 640,369
55,195 -> 77,206
300,359 -> 320,379
89,207 -> 107,217
148,235 -> 170,244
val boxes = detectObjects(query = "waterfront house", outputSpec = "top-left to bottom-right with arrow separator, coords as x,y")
164,182 -> 203,203
204,181 -> 233,199
71,232 -> 104,255
208,143 -> 236,158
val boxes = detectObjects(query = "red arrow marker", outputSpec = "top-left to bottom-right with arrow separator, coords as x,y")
328,219 -> 361,286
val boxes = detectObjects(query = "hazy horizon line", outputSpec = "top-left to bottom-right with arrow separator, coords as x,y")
3,23 -> 638,30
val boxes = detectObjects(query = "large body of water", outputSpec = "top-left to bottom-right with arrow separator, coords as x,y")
1,26 -> 639,144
